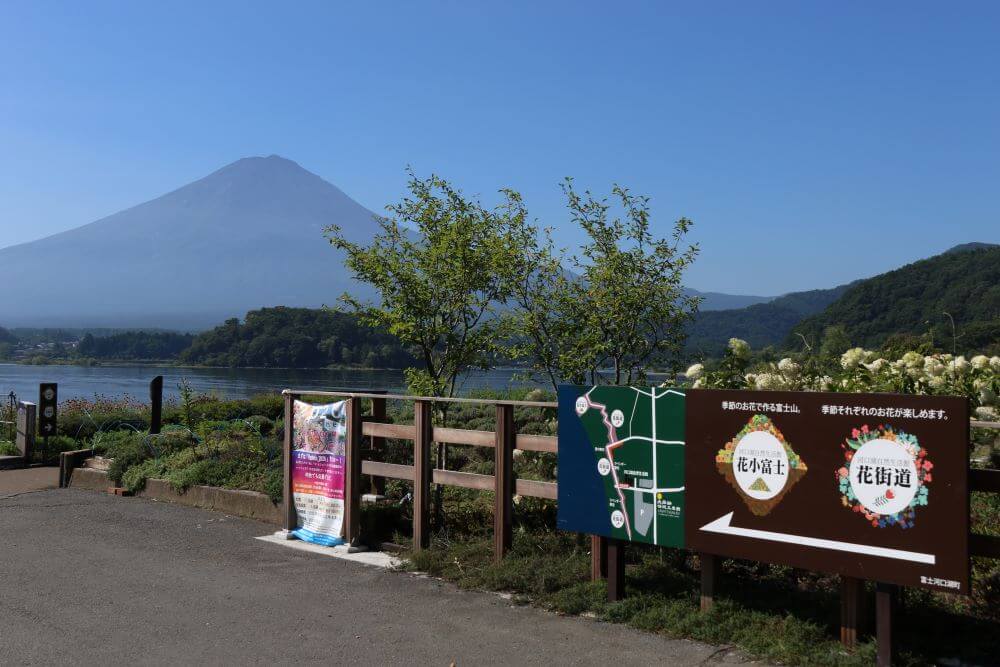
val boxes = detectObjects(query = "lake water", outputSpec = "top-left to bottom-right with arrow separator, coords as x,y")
0,364 -> 546,403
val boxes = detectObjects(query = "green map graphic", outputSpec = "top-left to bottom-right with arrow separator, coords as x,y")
575,386 -> 686,547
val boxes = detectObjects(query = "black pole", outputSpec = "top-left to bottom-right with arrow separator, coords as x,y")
149,376 -> 163,435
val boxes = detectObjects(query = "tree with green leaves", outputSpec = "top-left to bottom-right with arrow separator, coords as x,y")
514,179 -> 701,389
326,171 -> 535,398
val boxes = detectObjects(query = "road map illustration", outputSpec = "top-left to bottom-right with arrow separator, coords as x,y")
557,385 -> 686,547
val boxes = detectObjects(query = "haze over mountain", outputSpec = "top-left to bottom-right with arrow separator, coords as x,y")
0,156 -> 382,329
0,156 -> 773,328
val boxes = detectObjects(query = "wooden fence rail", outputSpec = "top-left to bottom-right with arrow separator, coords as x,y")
282,390 -> 1000,661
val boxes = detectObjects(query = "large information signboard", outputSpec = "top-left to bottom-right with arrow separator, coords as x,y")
290,400 -> 348,546
685,390 -> 969,594
558,385 -> 686,547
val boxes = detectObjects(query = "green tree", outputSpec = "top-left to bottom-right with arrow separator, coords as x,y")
326,171 -> 534,398
819,325 -> 852,358
514,179 -> 700,388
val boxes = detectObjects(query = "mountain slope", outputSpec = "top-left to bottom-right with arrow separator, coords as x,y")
0,156 -> 380,328
683,288 -> 773,311
685,284 -> 851,355
789,245 -> 1000,352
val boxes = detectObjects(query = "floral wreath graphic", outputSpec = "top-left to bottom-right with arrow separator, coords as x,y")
715,414 -> 807,516
836,424 -> 932,529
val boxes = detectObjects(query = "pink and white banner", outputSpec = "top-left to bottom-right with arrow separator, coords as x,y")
290,399 -> 347,546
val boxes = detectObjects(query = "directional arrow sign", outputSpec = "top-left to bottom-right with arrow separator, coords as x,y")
700,511 -> 936,564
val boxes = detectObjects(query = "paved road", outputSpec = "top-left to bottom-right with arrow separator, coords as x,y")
0,487 -> 753,666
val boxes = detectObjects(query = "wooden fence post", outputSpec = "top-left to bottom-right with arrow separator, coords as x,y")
494,404 -> 515,562
282,392 -> 296,532
370,396 -> 387,496
700,553 -> 718,611
876,582 -> 895,667
840,576 -> 866,649
606,538 -> 625,601
591,535 -> 608,581
413,400 -> 433,550
344,398 -> 363,544
149,375 -> 163,435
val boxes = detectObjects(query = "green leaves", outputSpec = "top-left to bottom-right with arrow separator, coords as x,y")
326,171 -> 534,398
515,179 -> 701,387
329,171 -> 702,394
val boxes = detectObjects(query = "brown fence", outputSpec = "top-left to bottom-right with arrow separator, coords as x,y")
281,389 -> 1000,661
282,390 -> 558,563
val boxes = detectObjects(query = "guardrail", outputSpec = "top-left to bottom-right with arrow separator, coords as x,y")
281,391 -> 1000,659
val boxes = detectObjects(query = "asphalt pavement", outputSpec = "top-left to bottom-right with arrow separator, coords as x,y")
0,484 -> 755,666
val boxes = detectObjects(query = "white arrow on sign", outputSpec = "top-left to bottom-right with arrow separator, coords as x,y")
700,512 -> 935,564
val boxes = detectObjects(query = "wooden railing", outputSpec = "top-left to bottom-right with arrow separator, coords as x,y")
282,391 -> 1000,660
282,390 -> 558,562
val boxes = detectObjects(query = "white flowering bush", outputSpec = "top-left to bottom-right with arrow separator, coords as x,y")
680,339 -> 1000,420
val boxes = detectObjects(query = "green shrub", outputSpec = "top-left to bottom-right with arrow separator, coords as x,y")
104,432 -> 151,485
263,466 -> 283,503
247,394 -> 284,420
58,397 -> 148,439
244,415 -> 275,436
34,435 -> 82,463
91,429 -> 142,456
121,458 -> 167,493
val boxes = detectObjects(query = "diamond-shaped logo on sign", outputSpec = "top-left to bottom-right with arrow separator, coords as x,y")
715,414 -> 807,516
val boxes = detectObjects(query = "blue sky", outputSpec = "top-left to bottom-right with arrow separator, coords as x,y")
2,1 -> 997,295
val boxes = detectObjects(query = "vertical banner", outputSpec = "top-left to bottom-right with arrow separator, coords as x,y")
291,400 -> 348,546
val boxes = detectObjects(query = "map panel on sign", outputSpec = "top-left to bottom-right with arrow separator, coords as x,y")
557,385 -> 686,548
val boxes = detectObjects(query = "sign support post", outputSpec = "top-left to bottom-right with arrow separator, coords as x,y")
590,535 -> 608,581
606,538 -> 625,602
876,582 -> 895,667
282,391 -> 296,532
149,376 -> 163,435
840,576 -> 866,648
344,398 -> 363,544
699,553 -> 718,611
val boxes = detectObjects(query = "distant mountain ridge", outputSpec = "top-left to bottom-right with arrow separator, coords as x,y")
686,283 -> 852,355
687,242 -> 998,356
683,288 -> 773,311
0,156 -> 381,328
789,244 -> 999,353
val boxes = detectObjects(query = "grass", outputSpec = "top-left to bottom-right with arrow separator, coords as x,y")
402,528 -> 1000,666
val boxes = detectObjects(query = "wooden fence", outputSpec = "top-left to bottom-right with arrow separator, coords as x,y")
282,389 -> 1000,664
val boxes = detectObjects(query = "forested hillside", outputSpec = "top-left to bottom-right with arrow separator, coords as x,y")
179,307 -> 414,368
685,284 -> 851,355
789,245 -> 1000,353
77,331 -> 195,360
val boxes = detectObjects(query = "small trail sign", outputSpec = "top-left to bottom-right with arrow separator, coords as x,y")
38,383 -> 57,438
685,389 -> 969,594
